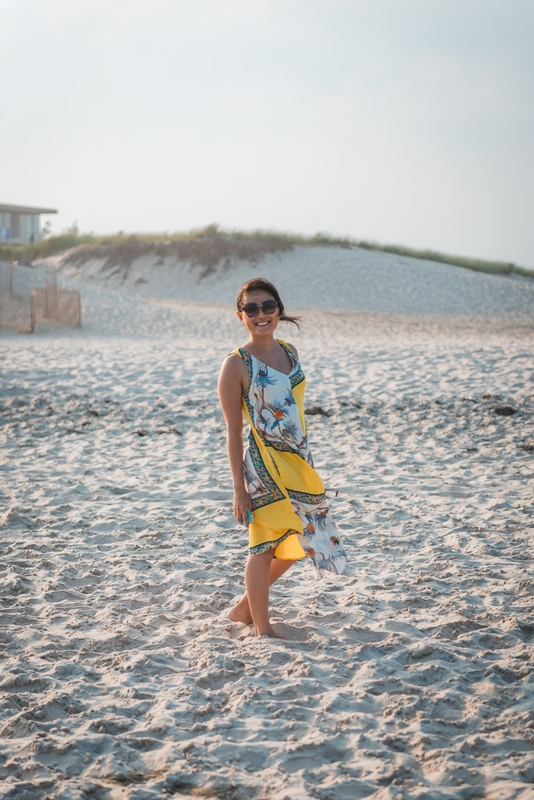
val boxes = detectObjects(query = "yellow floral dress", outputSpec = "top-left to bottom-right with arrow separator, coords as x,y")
233,340 -> 348,577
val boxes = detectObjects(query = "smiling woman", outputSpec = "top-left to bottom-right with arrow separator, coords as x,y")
217,277 -> 347,639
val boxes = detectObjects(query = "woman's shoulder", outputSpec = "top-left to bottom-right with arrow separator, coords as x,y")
278,339 -> 299,359
219,350 -> 248,376
219,351 -> 248,386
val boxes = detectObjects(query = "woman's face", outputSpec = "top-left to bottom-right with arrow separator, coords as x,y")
236,290 -> 280,338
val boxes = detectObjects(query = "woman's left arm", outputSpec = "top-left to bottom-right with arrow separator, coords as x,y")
218,355 -> 252,525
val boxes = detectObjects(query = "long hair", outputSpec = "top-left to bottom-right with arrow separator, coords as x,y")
236,278 -> 301,328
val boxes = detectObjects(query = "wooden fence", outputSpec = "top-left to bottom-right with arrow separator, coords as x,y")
0,261 -> 81,333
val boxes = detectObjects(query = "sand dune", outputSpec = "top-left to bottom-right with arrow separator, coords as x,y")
1,253 -> 533,799
50,242 -> 534,320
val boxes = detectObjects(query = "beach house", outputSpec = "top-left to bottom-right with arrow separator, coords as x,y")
0,202 -> 57,244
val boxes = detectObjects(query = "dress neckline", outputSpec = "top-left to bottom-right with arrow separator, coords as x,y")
239,340 -> 297,377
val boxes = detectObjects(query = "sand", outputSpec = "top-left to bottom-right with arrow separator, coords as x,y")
1,249 -> 533,800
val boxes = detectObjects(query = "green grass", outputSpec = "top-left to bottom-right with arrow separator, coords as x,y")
1,224 -> 532,279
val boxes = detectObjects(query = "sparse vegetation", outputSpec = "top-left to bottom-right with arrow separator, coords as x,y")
360,242 -> 534,279
1,224 -> 532,279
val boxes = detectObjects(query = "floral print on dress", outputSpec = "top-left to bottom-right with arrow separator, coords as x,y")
238,341 -> 348,577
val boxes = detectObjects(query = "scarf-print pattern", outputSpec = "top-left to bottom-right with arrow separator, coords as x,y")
238,342 -> 348,577
240,346 -> 310,463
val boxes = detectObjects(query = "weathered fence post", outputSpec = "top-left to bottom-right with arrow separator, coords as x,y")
45,280 -> 50,320
30,289 -> 36,333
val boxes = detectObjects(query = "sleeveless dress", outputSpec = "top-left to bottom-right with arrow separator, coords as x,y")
233,340 -> 348,577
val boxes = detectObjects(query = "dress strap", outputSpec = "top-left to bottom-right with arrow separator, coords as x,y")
277,339 -> 298,365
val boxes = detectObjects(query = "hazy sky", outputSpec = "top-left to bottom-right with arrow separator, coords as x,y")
2,0 -> 533,265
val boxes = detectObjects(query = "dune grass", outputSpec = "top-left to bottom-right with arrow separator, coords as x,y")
363,243 -> 534,279
1,224 -> 532,279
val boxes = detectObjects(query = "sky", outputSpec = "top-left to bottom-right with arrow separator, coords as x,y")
2,0 -> 534,266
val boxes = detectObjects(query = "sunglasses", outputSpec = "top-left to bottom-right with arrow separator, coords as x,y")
240,300 -> 279,318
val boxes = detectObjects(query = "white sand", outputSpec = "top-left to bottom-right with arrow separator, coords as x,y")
1,250 -> 534,800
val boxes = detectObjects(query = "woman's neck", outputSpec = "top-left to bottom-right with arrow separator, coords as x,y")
245,333 -> 280,353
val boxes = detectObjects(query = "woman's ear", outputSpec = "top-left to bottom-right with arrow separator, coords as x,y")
235,310 -> 244,325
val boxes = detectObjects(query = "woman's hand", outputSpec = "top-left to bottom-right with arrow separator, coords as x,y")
233,486 -> 252,526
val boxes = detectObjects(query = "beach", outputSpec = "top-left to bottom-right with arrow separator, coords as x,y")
1,247 -> 534,800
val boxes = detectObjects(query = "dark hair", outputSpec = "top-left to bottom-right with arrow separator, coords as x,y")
236,278 -> 301,328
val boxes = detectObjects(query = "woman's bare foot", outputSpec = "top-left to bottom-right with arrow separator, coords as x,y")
227,605 -> 253,625
255,626 -> 285,639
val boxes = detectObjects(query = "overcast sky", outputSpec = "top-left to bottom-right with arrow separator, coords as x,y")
2,0 -> 533,266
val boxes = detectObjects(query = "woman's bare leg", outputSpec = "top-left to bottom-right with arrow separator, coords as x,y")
244,549 -> 275,636
228,556 -> 295,629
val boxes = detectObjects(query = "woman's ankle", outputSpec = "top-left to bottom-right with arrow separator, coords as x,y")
254,625 -> 284,639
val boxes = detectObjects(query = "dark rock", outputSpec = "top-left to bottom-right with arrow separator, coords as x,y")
494,406 -> 516,417
304,405 -> 332,417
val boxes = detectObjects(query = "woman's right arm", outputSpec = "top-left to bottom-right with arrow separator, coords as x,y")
217,355 -> 252,526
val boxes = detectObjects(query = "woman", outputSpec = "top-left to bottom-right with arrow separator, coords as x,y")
218,278 -> 347,638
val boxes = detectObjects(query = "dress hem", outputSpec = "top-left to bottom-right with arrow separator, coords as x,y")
249,529 -> 304,558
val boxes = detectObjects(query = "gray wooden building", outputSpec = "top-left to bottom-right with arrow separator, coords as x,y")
0,202 -> 57,244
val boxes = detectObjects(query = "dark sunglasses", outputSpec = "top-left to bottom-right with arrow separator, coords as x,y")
240,300 -> 279,317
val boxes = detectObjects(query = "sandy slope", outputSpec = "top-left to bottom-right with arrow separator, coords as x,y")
1,270 -> 533,800
50,243 -> 534,320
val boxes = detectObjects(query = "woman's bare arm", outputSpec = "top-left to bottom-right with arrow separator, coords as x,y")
218,354 -> 252,525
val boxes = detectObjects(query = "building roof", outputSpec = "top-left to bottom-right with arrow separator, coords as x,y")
0,202 -> 57,215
